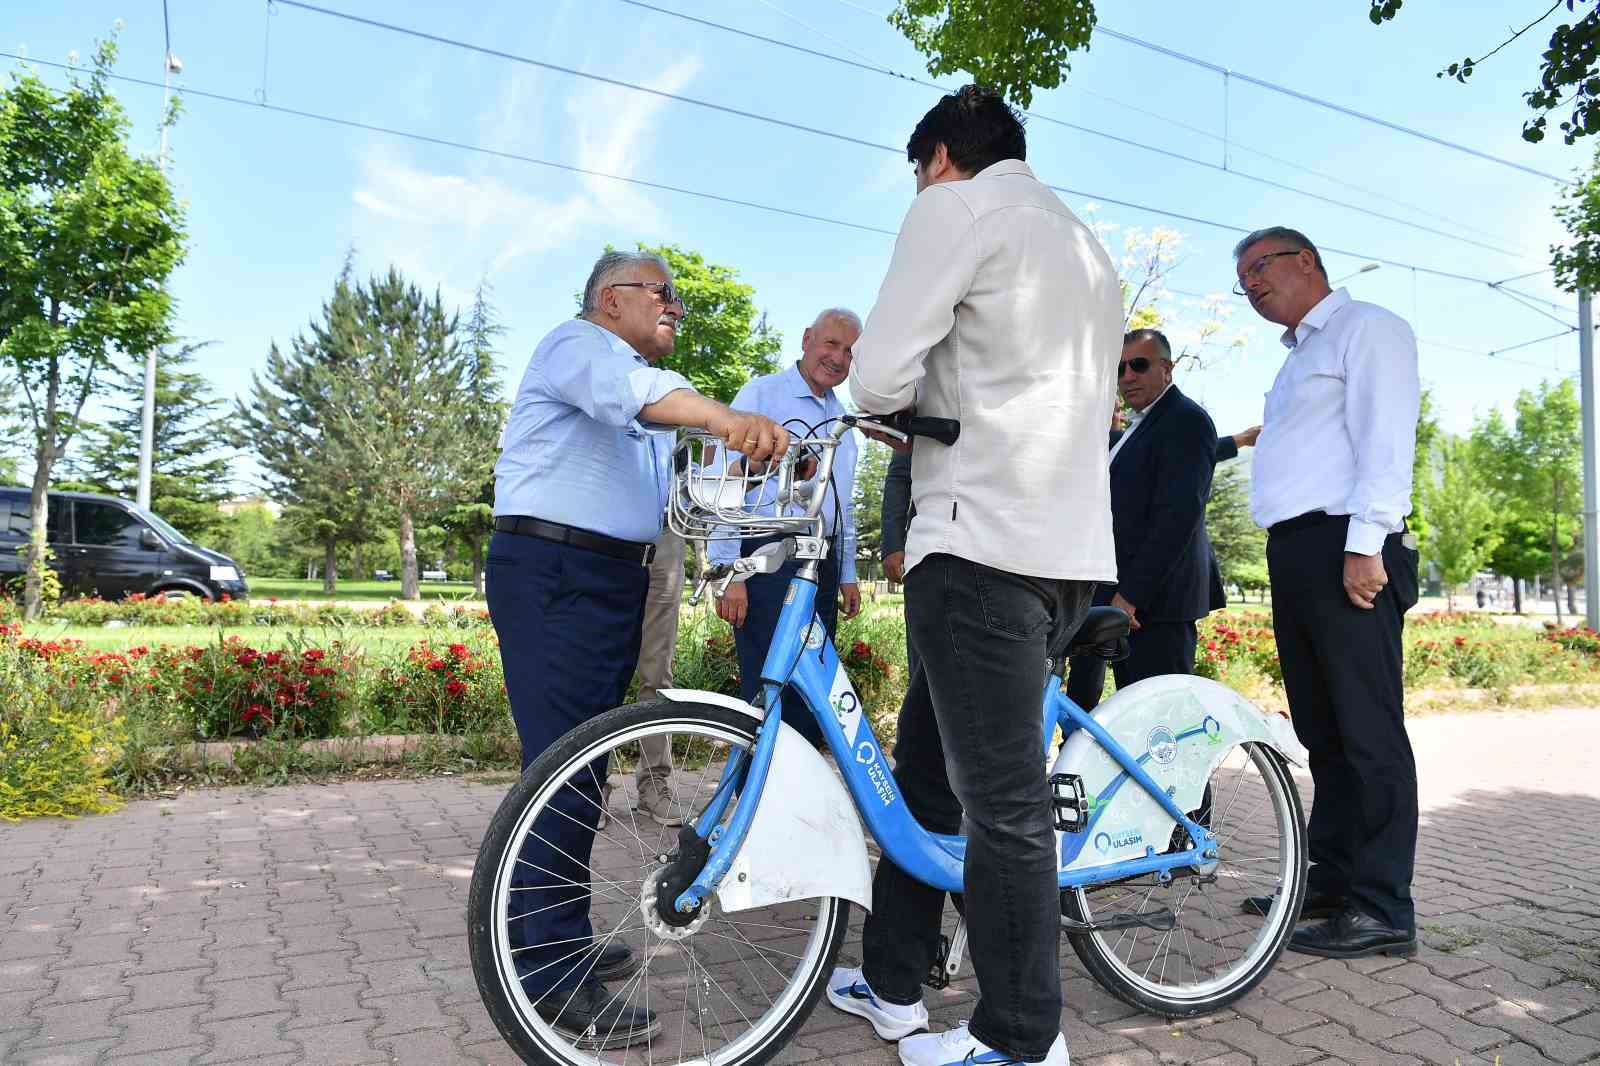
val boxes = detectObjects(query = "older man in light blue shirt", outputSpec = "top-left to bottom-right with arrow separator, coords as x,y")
486,250 -> 788,1049
712,308 -> 862,746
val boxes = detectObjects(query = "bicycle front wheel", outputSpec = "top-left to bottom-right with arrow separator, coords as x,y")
468,700 -> 851,1066
1062,740 -> 1306,1017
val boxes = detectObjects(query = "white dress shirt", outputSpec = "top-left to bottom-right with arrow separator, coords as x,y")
1107,382 -> 1173,466
849,159 -> 1122,581
706,364 -> 860,583
1250,288 -> 1420,555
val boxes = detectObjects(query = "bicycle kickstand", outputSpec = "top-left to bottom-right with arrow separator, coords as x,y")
924,919 -> 969,989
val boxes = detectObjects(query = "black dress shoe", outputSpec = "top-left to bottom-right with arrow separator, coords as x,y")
536,977 -> 661,1050
1289,906 -> 1416,959
1241,888 -> 1345,920
590,940 -> 639,982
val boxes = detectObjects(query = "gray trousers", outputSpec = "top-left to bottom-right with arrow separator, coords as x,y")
633,529 -> 685,782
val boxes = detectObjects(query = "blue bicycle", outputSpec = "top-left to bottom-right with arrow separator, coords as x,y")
469,416 -> 1309,1066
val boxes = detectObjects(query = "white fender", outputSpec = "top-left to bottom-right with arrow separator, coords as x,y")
1053,674 -> 1306,872
655,688 -> 874,913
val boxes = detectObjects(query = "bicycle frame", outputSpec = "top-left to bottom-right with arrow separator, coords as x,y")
672,568 -> 1217,915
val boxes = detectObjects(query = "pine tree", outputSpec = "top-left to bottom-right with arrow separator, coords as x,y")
441,281 -> 507,597
68,341 -> 234,540
235,267 -> 375,593
1205,462 -> 1266,602
315,268 -> 480,600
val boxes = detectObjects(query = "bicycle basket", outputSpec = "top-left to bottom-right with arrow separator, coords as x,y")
667,432 -> 819,542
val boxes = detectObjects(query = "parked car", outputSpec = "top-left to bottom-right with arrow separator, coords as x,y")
0,487 -> 249,602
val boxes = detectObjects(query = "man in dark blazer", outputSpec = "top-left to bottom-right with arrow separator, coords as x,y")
1066,329 -> 1227,708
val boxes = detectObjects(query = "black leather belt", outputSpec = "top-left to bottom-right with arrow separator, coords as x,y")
1267,510 -> 1342,537
494,516 -> 655,566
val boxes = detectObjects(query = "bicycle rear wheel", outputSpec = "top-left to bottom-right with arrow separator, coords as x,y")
1062,741 -> 1306,1017
468,700 -> 851,1066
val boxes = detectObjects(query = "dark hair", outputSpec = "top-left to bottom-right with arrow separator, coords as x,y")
1232,227 -> 1328,280
906,84 -> 1026,176
1124,328 -> 1172,361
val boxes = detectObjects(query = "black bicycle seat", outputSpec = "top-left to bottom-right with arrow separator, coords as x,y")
1064,606 -> 1131,657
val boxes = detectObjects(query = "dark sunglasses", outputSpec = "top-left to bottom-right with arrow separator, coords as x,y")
609,280 -> 683,309
1117,357 -> 1154,376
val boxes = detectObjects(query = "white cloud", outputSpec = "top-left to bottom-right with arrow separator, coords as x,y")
347,54 -> 702,309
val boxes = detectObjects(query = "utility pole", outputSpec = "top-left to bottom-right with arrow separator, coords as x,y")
1581,289 -> 1597,630
138,3 -> 179,511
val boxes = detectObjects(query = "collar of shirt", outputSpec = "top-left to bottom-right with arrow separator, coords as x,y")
973,158 -> 1037,182
1281,287 -> 1351,349
1125,381 -> 1174,427
784,362 -> 828,403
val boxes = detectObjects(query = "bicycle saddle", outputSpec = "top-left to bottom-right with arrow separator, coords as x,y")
1063,606 -> 1131,658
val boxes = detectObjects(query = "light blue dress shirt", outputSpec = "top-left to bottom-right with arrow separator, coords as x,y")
494,318 -> 693,544
707,364 -> 859,584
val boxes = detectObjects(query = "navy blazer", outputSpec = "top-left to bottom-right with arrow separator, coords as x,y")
1104,386 -> 1226,622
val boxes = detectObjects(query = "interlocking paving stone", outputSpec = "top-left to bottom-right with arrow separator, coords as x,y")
1,706 -> 1597,1063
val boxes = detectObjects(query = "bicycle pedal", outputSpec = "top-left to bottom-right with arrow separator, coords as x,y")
923,934 -> 952,990
1050,773 -> 1090,833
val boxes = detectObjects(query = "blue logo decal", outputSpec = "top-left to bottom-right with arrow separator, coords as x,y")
1147,725 -> 1178,766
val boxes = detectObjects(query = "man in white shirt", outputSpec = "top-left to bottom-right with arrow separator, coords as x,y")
1233,226 -> 1422,959
826,84 -> 1120,1066
712,309 -> 864,747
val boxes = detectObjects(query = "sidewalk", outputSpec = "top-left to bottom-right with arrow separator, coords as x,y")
3,709 -> 1599,1065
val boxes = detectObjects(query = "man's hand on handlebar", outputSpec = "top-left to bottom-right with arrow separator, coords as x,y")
860,409 -> 915,453
710,411 -> 790,463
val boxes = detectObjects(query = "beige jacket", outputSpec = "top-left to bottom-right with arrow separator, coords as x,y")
850,159 -> 1121,581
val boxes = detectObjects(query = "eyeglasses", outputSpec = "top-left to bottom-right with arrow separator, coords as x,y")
1232,251 -> 1301,296
1117,356 -> 1153,376
610,281 -> 684,310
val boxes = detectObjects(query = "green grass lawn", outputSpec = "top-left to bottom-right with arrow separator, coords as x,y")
246,578 -> 481,602
20,621 -> 449,654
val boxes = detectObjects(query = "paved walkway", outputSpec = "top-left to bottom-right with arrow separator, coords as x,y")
3,709 -> 1599,1065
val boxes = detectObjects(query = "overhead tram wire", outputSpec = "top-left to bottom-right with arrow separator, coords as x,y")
1090,25 -> 1570,185
800,0 -> 1536,249
5,48 -> 1571,319
598,0 -> 1536,257
5,46 -> 1566,301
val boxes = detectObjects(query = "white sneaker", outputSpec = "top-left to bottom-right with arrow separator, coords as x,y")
897,1022 -> 1069,1066
825,966 -> 929,1040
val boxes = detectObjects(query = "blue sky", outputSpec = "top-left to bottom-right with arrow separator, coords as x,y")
7,0 -> 1591,471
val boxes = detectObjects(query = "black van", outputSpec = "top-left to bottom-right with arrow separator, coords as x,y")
0,487 -> 249,602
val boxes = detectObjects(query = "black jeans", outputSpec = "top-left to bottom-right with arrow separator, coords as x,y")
860,553 -> 1092,1061
1268,516 -> 1419,932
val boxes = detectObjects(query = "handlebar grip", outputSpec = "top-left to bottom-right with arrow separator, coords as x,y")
895,414 -> 961,446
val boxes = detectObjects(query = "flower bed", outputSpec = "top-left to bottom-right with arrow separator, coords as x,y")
0,591 -> 490,630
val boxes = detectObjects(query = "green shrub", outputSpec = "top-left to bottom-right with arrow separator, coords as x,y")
0,623 -> 124,820
365,633 -> 507,734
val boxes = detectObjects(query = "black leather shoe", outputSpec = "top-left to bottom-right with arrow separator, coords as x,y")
1289,907 -> 1416,959
1241,888 -> 1345,920
590,940 -> 639,982
536,977 -> 661,1050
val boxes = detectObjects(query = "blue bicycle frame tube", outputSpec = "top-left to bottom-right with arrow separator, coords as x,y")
677,572 -> 1212,908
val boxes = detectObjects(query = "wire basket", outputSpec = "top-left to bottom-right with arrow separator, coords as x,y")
667,432 -> 824,542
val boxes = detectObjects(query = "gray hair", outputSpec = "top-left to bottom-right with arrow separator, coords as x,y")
579,250 -> 673,316
1231,227 -> 1327,280
810,307 -> 863,333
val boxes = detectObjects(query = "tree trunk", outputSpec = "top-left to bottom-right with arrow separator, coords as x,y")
471,533 -> 485,598
1551,518 -> 1564,626
1445,587 -> 1454,610
1513,578 -> 1523,614
23,458 -> 52,620
400,510 -> 420,601
352,543 -> 365,581
322,538 -> 337,594
1568,582 -> 1578,616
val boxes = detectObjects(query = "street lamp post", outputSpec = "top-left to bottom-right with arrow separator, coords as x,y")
137,37 -> 181,511
1332,262 -> 1382,285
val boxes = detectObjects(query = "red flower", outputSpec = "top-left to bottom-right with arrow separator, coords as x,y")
426,659 -> 447,672
1453,636 -> 1467,647
445,678 -> 468,698
303,648 -> 326,662
447,643 -> 469,660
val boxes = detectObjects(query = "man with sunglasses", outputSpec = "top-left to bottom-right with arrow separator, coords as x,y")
487,249 -> 790,1047
1232,226 -> 1422,960
1063,329 -> 1227,711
